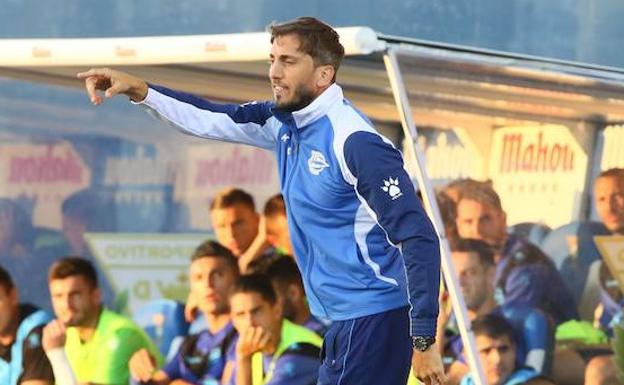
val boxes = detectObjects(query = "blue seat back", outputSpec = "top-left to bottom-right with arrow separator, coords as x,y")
507,222 -> 551,247
501,305 -> 555,376
540,221 -> 609,269
133,299 -> 190,357
540,221 -> 610,317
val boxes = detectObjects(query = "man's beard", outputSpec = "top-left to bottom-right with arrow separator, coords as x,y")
275,84 -> 316,113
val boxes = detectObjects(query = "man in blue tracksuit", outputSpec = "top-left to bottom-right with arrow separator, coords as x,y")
78,16 -> 444,385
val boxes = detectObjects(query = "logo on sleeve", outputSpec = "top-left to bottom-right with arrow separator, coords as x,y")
381,177 -> 403,200
308,150 -> 329,175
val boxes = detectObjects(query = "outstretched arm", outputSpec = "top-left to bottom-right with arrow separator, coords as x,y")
77,68 -> 279,149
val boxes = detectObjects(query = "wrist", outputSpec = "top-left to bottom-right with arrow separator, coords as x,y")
129,81 -> 148,102
236,351 -> 254,361
411,335 -> 436,352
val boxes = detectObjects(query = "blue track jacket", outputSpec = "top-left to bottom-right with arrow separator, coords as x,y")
137,83 -> 440,337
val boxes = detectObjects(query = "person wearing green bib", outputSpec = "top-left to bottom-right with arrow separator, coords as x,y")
229,274 -> 321,385
42,257 -> 162,385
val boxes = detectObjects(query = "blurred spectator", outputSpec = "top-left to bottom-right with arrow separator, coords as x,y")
593,168 -> 624,329
265,255 -> 327,336
42,257 -> 161,385
441,239 -> 554,384
455,182 -> 577,325
130,240 -> 239,385
594,168 -> 624,235
229,274 -> 321,385
578,169 -> 624,385
210,188 -> 272,272
460,314 -> 553,385
263,194 -> 293,256
0,265 -> 54,385
440,239 -> 498,384
0,198 -> 55,311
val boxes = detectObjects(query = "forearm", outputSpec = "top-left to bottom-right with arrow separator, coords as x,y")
44,347 -> 78,385
235,357 -> 253,385
135,85 -> 276,150
403,235 -> 441,337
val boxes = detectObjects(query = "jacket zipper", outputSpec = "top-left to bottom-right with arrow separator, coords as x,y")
282,121 -> 329,318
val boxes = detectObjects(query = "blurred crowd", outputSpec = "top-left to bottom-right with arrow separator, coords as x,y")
2,167 -> 624,385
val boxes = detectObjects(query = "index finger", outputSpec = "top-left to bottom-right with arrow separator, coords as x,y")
76,68 -> 109,79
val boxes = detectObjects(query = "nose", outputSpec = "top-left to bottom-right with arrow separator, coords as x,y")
269,60 -> 283,80
238,314 -> 256,330
490,348 -> 502,365
56,294 -> 72,311
462,220 -> 479,238
206,274 -> 216,289
608,195 -> 619,213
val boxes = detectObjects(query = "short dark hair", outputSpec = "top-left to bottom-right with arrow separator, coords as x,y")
263,194 -> 286,217
471,313 -> 516,345
210,188 -> 255,211
451,238 -> 495,268
231,274 -> 277,305
191,240 -> 239,274
48,257 -> 98,288
265,255 -> 303,289
597,168 -> 624,180
269,17 -> 345,82
0,265 -> 15,292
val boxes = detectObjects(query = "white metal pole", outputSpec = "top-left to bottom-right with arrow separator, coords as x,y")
383,47 -> 487,385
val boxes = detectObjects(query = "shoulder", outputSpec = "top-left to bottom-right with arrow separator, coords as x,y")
505,367 -> 539,384
22,324 -> 45,350
97,309 -> 149,344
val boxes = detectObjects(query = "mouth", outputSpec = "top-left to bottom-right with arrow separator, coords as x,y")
205,294 -> 219,303
272,85 -> 287,98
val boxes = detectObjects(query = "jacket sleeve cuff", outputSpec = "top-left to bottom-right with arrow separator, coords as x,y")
410,317 -> 437,337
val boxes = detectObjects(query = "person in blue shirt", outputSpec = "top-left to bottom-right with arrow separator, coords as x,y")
229,273 -> 321,385
0,265 -> 54,385
78,16 -> 444,385
129,240 -> 239,385
460,314 -> 553,385
264,254 -> 327,337
455,182 -> 577,325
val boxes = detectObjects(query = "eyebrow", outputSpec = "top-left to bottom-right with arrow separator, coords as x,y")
269,53 -> 302,60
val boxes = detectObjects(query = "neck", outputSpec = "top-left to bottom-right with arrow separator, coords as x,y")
265,320 -> 283,356
493,236 -> 508,263
76,305 -> 102,342
293,304 -> 311,326
0,309 -> 19,346
205,311 -> 230,334
471,297 -> 497,320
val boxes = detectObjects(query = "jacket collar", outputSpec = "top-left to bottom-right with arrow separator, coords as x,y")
272,83 -> 343,129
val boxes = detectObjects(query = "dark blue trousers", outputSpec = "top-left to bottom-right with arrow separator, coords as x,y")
317,306 -> 412,385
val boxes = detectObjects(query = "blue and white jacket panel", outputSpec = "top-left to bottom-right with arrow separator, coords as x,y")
0,308 -> 52,385
138,83 -> 440,336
